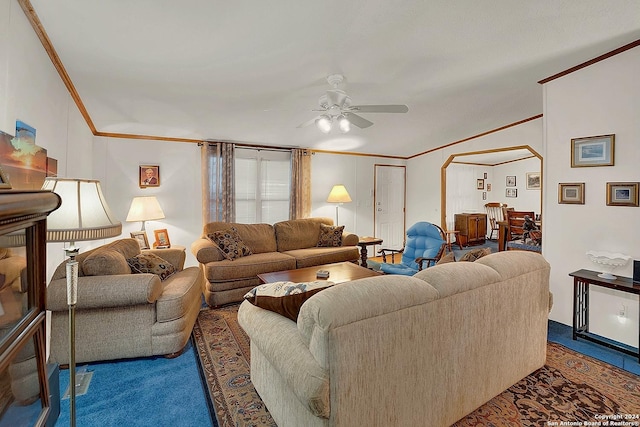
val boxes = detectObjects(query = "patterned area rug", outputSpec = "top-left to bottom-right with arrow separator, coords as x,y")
192,304 -> 640,427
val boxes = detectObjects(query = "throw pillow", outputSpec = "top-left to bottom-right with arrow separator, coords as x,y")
83,249 -> 131,276
316,224 -> 344,248
458,247 -> 492,262
207,227 -> 253,261
127,253 -> 177,281
436,251 -> 456,265
244,280 -> 335,321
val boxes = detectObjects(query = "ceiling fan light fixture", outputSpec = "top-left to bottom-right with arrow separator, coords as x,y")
337,115 -> 350,133
316,115 -> 332,133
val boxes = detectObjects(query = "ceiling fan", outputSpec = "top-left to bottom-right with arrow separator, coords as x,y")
297,74 -> 409,133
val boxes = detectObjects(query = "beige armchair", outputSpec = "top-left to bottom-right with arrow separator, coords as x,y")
47,239 -> 204,364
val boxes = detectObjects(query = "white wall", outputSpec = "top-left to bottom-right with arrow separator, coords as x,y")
543,46 -> 640,346
406,118 -> 543,228
310,152 -> 405,238
93,138 -> 203,267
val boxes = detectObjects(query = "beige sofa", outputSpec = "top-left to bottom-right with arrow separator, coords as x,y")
47,238 -> 204,364
191,218 -> 359,307
238,250 -> 551,427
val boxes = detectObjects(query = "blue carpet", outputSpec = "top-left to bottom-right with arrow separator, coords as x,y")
54,339 -> 214,427
547,320 -> 640,375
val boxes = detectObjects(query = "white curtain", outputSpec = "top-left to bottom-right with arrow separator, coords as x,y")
445,164 -> 476,230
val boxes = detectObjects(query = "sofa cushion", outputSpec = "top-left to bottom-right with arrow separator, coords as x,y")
274,218 -> 333,252
458,247 -> 492,262
207,227 -> 253,260
281,247 -> 360,269
204,252 -> 297,283
203,222 -> 277,254
83,249 -> 131,276
316,224 -> 344,247
127,253 -> 177,281
244,280 -> 335,321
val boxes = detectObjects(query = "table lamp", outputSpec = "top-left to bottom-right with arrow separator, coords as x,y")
326,184 -> 352,225
125,196 -> 165,231
42,178 -> 122,427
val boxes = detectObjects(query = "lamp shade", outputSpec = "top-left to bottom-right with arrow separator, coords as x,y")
326,185 -> 352,203
126,196 -> 165,223
42,178 -> 122,242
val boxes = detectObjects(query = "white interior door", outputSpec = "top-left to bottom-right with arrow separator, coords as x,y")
375,165 -> 406,251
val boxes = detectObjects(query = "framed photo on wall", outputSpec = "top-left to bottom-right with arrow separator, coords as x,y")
153,229 -> 171,248
526,172 -> 541,190
606,182 -> 639,207
505,188 -> 517,198
476,179 -> 484,190
139,165 -> 160,188
130,231 -> 150,250
506,176 -> 516,187
571,134 -> 614,167
558,183 -> 585,204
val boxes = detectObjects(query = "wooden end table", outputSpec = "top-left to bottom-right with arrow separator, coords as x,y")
357,237 -> 383,267
258,261 -> 381,285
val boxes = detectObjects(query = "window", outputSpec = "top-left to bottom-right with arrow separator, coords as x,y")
235,148 -> 291,224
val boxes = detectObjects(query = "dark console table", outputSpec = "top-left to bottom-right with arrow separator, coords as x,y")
568,269 -> 639,362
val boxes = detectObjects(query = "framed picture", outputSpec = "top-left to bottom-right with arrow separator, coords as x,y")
483,172 -> 487,179
505,188 -> 517,198
506,176 -> 516,187
130,231 -> 150,250
0,165 -> 11,189
139,165 -> 160,188
571,134 -> 614,167
606,182 -> 639,207
558,183 -> 585,204
476,179 -> 484,190
526,172 -> 541,190
486,183 -> 491,191
153,229 -> 171,248
482,191 -> 487,200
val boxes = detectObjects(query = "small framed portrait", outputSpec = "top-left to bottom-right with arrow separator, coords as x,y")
486,183 -> 491,192
153,229 -> 171,248
571,134 -> 614,167
130,231 -> 150,250
476,179 -> 484,190
506,176 -> 516,187
482,191 -> 487,200
526,172 -> 541,190
505,188 -> 518,198
558,183 -> 585,205
139,165 -> 160,188
606,182 -> 639,207
483,172 -> 487,179
0,165 -> 11,189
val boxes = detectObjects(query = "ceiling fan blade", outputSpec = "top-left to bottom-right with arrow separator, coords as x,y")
344,112 -> 373,128
350,104 -> 409,113
297,116 -> 319,128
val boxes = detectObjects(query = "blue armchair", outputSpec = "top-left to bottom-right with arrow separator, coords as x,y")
378,222 -> 447,275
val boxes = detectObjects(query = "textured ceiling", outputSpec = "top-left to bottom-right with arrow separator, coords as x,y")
28,0 -> 640,157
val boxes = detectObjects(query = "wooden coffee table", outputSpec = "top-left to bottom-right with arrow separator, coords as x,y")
257,261 -> 381,284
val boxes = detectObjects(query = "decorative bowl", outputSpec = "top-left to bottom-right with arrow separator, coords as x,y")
586,250 -> 631,279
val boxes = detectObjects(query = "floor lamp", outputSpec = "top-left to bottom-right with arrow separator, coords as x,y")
326,184 -> 352,226
42,178 -> 122,427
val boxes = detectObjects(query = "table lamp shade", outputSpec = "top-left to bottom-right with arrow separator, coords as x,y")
42,178 -> 122,242
326,185 -> 352,203
126,196 -> 165,223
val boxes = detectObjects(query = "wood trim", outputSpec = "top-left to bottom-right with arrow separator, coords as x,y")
18,0 -> 97,134
538,39 -> 640,84
312,149 -> 405,160
408,115 -> 543,160
95,131 -> 201,144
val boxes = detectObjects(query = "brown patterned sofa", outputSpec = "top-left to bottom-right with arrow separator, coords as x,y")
191,218 -> 359,307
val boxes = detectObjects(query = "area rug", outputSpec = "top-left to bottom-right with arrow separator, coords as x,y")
192,305 -> 640,427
